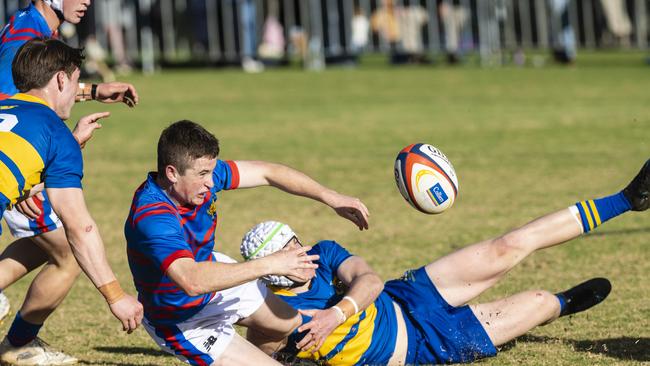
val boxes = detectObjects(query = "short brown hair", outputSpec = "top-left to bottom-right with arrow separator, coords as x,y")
158,120 -> 220,174
12,38 -> 84,92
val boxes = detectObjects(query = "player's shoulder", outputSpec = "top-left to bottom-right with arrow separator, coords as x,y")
9,5 -> 48,33
129,180 -> 180,234
312,240 -> 351,259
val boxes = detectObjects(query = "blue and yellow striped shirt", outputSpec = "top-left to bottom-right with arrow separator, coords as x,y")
275,241 -> 398,365
0,94 -> 83,217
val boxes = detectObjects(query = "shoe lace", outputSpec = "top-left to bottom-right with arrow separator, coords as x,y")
31,338 -> 65,356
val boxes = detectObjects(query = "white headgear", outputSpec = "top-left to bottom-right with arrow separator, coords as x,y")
43,0 -> 63,12
240,221 -> 296,287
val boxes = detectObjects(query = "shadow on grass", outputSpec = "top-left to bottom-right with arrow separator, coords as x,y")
77,346 -> 173,365
588,227 -> 650,237
511,334 -> 650,362
93,346 -> 169,357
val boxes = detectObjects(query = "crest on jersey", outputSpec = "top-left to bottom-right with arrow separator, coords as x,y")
207,196 -> 218,218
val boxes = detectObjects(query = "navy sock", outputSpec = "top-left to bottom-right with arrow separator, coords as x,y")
574,191 -> 632,233
555,294 -> 567,316
7,312 -> 42,347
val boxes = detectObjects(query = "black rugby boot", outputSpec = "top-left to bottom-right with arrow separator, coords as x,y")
557,278 -> 612,317
622,159 -> 650,211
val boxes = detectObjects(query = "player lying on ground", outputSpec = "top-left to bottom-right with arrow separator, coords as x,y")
0,39 -> 143,365
125,120 -> 370,366
242,158 -> 649,365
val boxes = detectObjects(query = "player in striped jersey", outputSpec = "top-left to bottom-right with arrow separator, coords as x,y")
0,0 -> 141,331
125,120 -> 370,366
244,159 -> 649,364
0,39 -> 143,366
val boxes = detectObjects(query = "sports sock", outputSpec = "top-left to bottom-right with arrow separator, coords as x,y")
572,191 -> 632,233
7,312 -> 42,347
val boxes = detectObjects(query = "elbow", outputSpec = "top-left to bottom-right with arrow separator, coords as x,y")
175,275 -> 204,297
374,278 -> 385,296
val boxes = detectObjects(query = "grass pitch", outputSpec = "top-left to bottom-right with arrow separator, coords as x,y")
1,53 -> 649,365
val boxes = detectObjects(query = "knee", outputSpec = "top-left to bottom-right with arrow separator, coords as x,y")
490,232 -> 526,259
528,290 -> 559,314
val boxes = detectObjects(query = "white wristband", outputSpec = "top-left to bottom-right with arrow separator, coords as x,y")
332,305 -> 347,324
343,296 -> 359,315
78,83 -> 86,101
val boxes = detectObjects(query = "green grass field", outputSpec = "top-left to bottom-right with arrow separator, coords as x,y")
1,53 -> 649,365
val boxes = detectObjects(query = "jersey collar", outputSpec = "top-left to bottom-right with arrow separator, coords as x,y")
10,93 -> 51,108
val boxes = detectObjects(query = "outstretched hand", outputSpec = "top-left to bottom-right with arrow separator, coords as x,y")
296,308 -> 344,353
73,112 -> 110,148
324,192 -> 370,230
265,245 -> 319,281
96,82 -> 139,107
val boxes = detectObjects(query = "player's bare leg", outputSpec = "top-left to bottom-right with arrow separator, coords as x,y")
19,229 -> 81,324
0,237 -> 49,322
238,292 -> 302,355
470,290 -> 561,346
426,158 -> 649,307
0,237 -> 49,290
0,229 -> 80,366
212,333 -> 283,366
471,278 -> 611,346
426,208 -> 582,307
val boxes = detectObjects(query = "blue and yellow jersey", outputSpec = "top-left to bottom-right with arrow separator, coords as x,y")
275,241 -> 398,365
0,4 -> 53,99
0,94 -> 83,216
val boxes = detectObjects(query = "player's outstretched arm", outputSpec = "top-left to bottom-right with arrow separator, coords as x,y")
76,82 -> 139,107
235,160 -> 370,230
296,256 -> 383,353
166,246 -> 319,296
46,187 -> 144,333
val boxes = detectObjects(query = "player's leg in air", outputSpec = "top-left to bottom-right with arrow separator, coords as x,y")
423,159 -> 649,344
0,228 -> 80,365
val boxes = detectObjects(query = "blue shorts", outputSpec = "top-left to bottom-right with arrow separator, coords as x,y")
384,267 -> 497,364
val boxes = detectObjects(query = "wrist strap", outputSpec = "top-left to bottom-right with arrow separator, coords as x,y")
331,305 -> 347,324
98,280 -> 126,304
91,84 -> 98,100
77,83 -> 88,102
343,296 -> 359,315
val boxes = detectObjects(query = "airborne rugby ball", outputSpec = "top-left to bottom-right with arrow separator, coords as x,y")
394,143 -> 459,214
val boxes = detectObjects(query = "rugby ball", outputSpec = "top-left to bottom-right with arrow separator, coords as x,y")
394,143 -> 458,214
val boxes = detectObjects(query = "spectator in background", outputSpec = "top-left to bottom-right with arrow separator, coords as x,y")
257,0 -> 285,64
599,0 -> 632,48
97,0 -> 133,75
351,5 -> 370,55
239,0 -> 264,73
371,0 -> 430,65
439,1 -> 469,64
547,0 -> 576,64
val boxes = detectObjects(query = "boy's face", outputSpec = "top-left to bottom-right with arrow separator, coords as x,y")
169,156 -> 217,207
62,0 -> 91,24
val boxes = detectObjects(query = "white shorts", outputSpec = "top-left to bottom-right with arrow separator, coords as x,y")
3,202 -> 62,239
143,253 -> 268,366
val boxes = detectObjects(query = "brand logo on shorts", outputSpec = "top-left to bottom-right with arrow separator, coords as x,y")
203,335 -> 218,352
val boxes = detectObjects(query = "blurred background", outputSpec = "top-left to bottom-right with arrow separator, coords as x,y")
2,0 -> 649,76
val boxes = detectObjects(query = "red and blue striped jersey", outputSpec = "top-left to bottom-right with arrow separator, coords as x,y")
124,160 -> 240,326
0,4 -> 53,99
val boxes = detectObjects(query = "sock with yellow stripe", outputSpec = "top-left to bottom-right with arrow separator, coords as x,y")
572,192 -> 632,233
